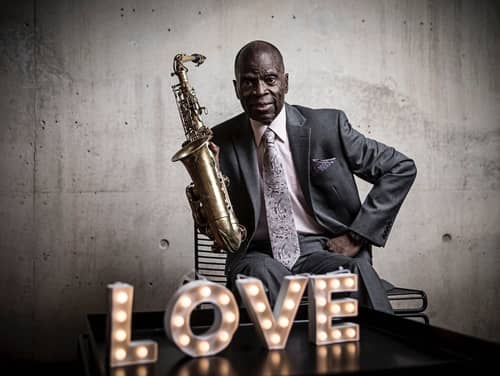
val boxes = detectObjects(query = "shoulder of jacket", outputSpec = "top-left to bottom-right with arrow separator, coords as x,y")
291,104 -> 344,118
211,112 -> 246,134
289,105 -> 347,131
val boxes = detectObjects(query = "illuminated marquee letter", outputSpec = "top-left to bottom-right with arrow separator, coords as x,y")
236,275 -> 308,349
107,282 -> 158,367
164,280 -> 239,357
308,273 -> 360,345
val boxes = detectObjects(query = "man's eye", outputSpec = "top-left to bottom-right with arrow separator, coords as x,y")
241,80 -> 252,88
265,77 -> 277,84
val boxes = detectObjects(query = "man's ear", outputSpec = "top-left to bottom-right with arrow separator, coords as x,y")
284,73 -> 289,94
233,79 -> 240,99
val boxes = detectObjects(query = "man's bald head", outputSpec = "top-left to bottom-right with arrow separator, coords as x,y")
232,40 -> 288,124
234,40 -> 285,77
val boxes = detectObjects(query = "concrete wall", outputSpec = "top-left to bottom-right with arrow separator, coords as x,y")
1,0 -> 498,361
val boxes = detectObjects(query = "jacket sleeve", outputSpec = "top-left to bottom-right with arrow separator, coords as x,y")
337,111 -> 417,247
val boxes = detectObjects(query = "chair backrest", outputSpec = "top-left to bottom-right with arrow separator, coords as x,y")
194,228 -> 227,285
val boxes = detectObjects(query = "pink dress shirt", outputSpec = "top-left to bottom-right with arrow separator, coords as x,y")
250,107 -> 325,240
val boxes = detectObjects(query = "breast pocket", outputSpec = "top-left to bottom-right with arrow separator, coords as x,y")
310,158 -> 359,218
310,156 -> 351,201
311,157 -> 337,177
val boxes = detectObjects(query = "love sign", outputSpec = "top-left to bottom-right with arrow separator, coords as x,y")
106,271 -> 359,367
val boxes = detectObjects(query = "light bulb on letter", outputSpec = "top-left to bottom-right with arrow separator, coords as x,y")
284,299 -> 295,310
179,335 -> 190,346
179,295 -> 191,308
278,317 -> 289,328
218,331 -> 229,342
248,285 -> 259,296
256,302 -> 266,313
344,302 -> 355,313
136,346 -> 148,358
115,292 -> 129,304
290,282 -> 301,292
270,333 -> 281,345
225,311 -> 236,323
330,279 -> 341,289
344,278 -> 355,288
262,319 -> 272,330
114,348 -> 126,361
219,294 -> 230,305
172,316 -> 184,327
115,310 -> 127,323
346,328 -> 357,338
198,341 -> 210,353
114,329 -> 127,342
200,286 -> 211,298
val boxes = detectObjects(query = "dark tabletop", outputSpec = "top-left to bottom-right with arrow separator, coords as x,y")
82,305 -> 499,376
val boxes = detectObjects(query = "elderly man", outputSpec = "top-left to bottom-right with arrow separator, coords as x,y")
211,40 -> 416,313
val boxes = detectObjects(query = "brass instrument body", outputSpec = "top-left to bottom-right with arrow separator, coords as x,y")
171,53 -> 246,253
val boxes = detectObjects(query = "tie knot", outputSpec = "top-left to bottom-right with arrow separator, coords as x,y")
263,128 -> 276,145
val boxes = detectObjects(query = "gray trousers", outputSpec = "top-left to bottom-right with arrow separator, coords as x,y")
227,233 -> 393,314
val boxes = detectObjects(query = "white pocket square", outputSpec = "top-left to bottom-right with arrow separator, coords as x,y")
312,157 -> 337,174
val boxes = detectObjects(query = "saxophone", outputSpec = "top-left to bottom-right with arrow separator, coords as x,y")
171,53 -> 246,253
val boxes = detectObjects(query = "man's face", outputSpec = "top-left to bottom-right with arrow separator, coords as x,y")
233,49 -> 288,125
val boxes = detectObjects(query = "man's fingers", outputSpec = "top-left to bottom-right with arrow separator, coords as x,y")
326,236 -> 360,257
208,142 -> 219,153
209,142 -> 220,162
326,239 -> 342,253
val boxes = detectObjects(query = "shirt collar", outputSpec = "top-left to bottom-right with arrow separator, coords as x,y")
250,105 -> 287,146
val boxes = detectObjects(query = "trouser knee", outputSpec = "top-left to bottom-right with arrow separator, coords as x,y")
228,260 -> 289,308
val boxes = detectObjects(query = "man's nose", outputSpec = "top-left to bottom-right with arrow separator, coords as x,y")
253,80 -> 267,95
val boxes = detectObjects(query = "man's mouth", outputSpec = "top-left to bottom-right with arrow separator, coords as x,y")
251,103 -> 273,111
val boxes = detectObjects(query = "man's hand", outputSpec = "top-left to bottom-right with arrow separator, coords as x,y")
209,142 -> 220,164
326,234 -> 361,257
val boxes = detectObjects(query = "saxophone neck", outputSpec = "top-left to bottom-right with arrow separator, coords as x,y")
172,53 -> 206,86
174,53 -> 206,67
171,53 -> 211,143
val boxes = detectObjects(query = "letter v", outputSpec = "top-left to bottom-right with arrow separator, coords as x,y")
235,275 -> 308,349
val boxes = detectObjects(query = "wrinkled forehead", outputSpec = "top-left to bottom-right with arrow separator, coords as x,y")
240,53 -> 282,76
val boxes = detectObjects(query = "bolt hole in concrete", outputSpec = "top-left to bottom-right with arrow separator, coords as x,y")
442,233 -> 452,242
160,239 -> 170,249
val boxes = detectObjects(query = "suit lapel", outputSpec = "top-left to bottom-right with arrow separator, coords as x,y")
231,115 -> 260,230
286,104 -> 314,212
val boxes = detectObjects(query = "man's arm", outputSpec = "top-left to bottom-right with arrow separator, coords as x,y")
331,111 -> 417,249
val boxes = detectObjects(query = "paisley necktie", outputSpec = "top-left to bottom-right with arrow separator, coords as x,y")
261,128 -> 300,270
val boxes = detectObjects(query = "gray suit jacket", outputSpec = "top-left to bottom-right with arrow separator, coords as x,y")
212,103 -> 417,270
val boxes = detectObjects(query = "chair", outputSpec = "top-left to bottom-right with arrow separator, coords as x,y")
194,228 -> 229,286
194,228 -> 429,324
381,279 -> 429,324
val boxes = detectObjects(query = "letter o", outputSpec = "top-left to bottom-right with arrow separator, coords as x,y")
164,280 -> 239,357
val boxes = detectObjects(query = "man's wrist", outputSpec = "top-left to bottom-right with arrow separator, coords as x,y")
347,231 -> 368,246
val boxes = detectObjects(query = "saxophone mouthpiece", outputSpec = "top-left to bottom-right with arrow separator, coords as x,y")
191,54 -> 206,66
